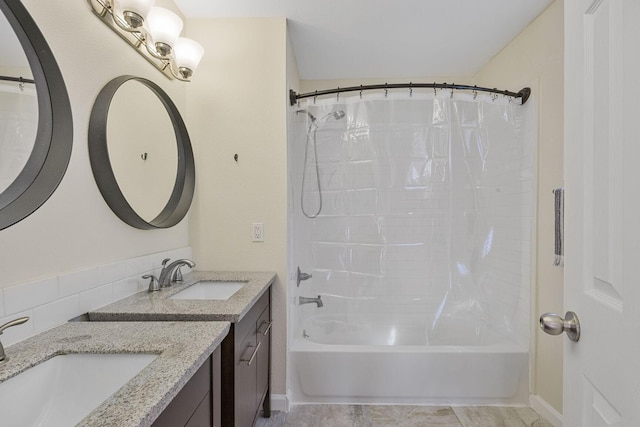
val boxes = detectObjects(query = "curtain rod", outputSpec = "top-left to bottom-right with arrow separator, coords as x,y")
0,75 -> 35,84
289,83 -> 531,106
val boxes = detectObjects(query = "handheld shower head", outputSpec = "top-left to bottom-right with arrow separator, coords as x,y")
296,109 -> 345,126
332,111 -> 346,120
296,109 -> 317,124
317,110 -> 346,125
298,109 -> 346,219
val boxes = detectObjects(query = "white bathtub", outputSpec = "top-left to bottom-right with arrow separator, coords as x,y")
289,315 -> 529,405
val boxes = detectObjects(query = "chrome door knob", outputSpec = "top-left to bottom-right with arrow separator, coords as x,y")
539,311 -> 581,342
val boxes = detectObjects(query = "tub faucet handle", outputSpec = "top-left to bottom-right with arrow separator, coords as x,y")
297,267 -> 312,287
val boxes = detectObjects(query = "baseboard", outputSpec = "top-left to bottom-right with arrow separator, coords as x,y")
271,394 -> 289,412
530,394 -> 562,427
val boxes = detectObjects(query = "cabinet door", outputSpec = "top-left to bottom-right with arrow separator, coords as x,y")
185,393 -> 212,427
212,346 -> 221,427
152,356 -> 211,427
235,330 -> 258,427
256,305 -> 271,411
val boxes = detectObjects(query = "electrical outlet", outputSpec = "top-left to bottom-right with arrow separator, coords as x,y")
252,223 -> 264,242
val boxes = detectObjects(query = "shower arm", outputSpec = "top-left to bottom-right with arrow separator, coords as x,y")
289,83 -> 531,106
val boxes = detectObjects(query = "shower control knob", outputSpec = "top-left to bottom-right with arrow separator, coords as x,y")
539,311 -> 580,342
296,267 -> 312,287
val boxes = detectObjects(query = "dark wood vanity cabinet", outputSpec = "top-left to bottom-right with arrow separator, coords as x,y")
221,288 -> 271,426
153,346 -> 222,427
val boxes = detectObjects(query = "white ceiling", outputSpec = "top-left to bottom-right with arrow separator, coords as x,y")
176,0 -> 555,80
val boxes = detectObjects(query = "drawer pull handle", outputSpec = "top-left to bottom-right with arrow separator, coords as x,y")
259,320 -> 272,336
240,341 -> 261,366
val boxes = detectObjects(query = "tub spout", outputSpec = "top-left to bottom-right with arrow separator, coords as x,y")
299,295 -> 323,308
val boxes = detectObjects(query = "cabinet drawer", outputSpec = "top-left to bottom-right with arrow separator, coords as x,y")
235,291 -> 269,341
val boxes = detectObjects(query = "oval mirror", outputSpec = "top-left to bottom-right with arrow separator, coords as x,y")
0,0 -> 73,230
0,10 -> 36,195
88,76 -> 195,229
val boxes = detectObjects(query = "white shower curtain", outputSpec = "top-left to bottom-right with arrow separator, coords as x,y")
293,91 -> 535,347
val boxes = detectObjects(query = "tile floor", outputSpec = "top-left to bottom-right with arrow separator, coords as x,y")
255,405 -> 553,427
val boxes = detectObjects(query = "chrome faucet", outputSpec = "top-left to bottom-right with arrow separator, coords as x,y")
299,295 -> 323,308
159,258 -> 196,288
0,317 -> 29,364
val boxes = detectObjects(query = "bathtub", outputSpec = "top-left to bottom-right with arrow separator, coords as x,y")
289,314 -> 529,405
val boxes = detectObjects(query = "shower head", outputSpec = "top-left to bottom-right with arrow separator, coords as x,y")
331,110 -> 346,120
296,109 -> 317,123
317,110 -> 346,125
296,109 -> 345,126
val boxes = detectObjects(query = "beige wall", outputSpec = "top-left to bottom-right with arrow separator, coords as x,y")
0,0 -> 190,289
185,18 -> 289,396
475,0 -> 564,413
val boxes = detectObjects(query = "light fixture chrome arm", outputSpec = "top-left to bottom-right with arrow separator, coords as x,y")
87,0 -> 199,82
141,42 -> 195,80
92,0 -> 147,39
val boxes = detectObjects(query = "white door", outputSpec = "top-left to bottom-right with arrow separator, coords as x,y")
562,0 -> 640,425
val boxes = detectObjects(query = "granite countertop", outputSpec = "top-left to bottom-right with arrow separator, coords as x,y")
0,321 -> 230,427
89,271 -> 276,323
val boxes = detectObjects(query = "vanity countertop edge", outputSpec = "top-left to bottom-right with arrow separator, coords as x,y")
0,321 -> 230,427
88,271 -> 276,323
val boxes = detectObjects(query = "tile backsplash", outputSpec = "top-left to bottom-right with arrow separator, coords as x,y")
0,246 -> 192,347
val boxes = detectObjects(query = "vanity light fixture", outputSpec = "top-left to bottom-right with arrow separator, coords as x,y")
88,0 -> 204,81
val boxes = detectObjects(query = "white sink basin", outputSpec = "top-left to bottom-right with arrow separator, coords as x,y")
0,353 -> 157,427
169,280 -> 246,300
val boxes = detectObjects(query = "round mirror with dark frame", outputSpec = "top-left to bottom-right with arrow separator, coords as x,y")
0,0 -> 73,230
88,75 -> 195,230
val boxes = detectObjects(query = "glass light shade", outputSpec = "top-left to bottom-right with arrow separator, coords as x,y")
116,0 -> 155,18
146,7 -> 183,51
175,38 -> 205,73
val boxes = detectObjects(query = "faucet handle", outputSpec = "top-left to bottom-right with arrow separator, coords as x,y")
172,267 -> 184,283
0,317 -> 29,335
142,274 -> 160,292
161,258 -> 171,267
171,260 -> 196,284
0,316 -> 29,364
